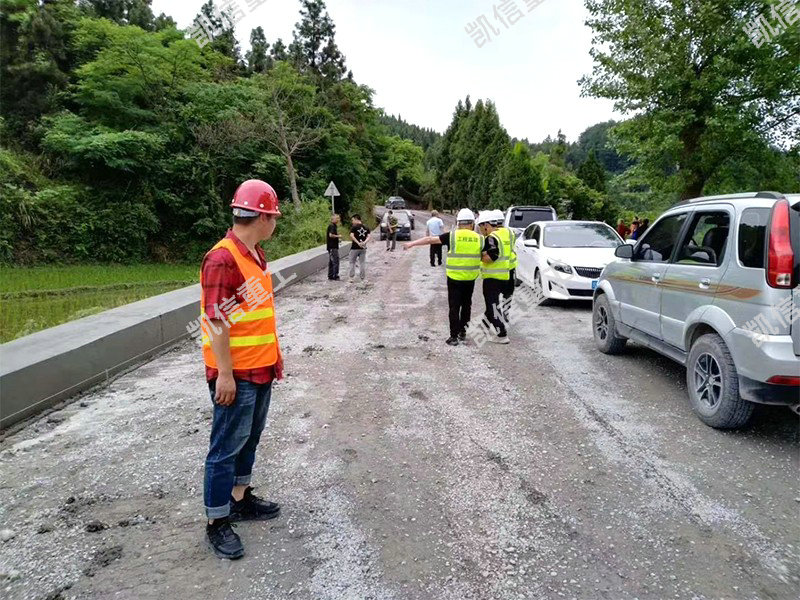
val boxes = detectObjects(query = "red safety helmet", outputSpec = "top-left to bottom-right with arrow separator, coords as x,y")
230,179 -> 281,217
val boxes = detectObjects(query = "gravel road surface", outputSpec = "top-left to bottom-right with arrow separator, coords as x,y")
1,211 -> 798,600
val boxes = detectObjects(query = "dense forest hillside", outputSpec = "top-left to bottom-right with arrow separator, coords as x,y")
1,0 -> 797,266
0,0 -> 427,264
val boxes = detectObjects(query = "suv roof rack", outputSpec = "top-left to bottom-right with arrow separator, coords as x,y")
670,191 -> 782,208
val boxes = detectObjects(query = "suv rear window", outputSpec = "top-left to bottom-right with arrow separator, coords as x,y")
510,208 -> 554,228
738,208 -> 770,268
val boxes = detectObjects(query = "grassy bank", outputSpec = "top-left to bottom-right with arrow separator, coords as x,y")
0,198 -> 370,342
0,264 -> 198,342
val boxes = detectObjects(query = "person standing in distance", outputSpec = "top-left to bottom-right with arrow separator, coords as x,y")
426,210 -> 445,266
404,209 -> 485,346
386,210 -> 398,251
199,179 -> 284,560
327,213 -> 341,281
476,211 -> 510,344
349,214 -> 371,283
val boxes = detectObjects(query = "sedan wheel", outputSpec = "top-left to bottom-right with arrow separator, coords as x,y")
533,270 -> 550,306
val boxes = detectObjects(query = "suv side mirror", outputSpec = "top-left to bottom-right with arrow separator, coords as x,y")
524,239 -> 538,248
615,244 -> 633,259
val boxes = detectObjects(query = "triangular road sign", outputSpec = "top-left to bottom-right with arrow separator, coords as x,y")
324,181 -> 340,197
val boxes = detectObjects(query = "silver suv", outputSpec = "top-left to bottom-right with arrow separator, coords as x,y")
593,192 -> 799,429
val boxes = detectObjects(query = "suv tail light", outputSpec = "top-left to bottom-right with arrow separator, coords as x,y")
767,199 -> 794,288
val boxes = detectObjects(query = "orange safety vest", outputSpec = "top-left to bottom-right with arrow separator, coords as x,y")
200,238 -> 279,370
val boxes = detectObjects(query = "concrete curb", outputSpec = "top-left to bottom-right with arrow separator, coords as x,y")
0,243 -> 352,430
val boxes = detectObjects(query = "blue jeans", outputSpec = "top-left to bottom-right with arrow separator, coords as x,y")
204,379 -> 272,519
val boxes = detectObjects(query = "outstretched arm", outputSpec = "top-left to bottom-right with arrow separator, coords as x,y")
404,235 -> 442,250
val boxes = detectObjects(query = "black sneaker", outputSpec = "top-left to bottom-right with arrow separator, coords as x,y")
445,337 -> 459,346
457,330 -> 467,341
206,518 -> 244,560
230,487 -> 281,522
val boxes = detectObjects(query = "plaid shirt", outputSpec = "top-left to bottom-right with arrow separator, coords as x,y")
201,230 -> 276,384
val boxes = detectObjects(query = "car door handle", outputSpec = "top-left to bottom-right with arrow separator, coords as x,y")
651,273 -> 662,283
699,278 -> 711,289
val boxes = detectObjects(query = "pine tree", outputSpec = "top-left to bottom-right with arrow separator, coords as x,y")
577,149 -> 606,192
246,27 -> 271,73
271,38 -> 288,62
492,143 -> 545,207
288,0 -> 347,81
196,0 -> 241,63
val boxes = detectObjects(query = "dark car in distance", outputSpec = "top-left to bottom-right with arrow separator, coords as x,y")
380,211 -> 412,241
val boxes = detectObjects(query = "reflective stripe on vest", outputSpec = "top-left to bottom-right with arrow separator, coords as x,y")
481,230 -> 511,280
496,227 -> 518,270
446,229 -> 483,281
200,238 -> 279,370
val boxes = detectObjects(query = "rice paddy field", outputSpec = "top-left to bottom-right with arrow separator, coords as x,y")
0,264 -> 199,343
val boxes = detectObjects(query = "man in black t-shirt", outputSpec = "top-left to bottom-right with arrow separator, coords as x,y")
348,214 -> 371,282
326,214 -> 341,280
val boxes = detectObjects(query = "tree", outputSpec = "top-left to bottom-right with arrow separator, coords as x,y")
566,120 -> 630,173
77,0 -> 155,30
549,129 -> 567,167
0,0 -> 76,141
271,38 -> 288,62
246,26 -> 271,73
383,136 -> 424,195
379,113 -> 441,151
195,0 -> 241,63
255,63 -> 327,210
288,0 -> 347,81
153,13 -> 176,31
492,142 -> 545,208
577,149 -> 606,192
581,0 -> 800,200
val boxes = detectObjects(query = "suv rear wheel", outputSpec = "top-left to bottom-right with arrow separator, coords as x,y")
686,333 -> 753,429
593,294 -> 627,354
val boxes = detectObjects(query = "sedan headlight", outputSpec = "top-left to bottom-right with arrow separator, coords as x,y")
547,258 -> 573,274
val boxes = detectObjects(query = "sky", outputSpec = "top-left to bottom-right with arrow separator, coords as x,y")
152,0 -> 621,143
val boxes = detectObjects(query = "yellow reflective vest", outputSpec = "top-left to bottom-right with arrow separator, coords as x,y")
496,227 -> 518,270
481,230 -> 511,281
445,229 -> 483,281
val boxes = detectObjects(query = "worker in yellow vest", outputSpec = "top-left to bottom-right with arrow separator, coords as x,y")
492,209 -> 518,324
477,210 -> 511,344
199,179 -> 284,560
404,208 -> 485,345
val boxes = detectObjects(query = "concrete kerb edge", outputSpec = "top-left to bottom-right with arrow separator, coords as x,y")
0,242 -> 353,432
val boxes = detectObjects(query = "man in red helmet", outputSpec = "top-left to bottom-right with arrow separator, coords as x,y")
199,179 -> 284,560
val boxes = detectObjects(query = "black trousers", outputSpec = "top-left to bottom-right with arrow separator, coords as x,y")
446,278 -> 475,338
502,269 -> 516,321
328,248 -> 340,279
483,278 -> 507,336
430,244 -> 442,266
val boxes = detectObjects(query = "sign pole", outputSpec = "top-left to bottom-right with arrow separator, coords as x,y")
324,181 -> 341,215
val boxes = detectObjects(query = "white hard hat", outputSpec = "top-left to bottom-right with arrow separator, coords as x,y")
456,208 -> 475,222
476,211 -> 494,226
491,209 -> 505,225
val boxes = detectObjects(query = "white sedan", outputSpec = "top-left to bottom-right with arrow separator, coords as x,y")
514,221 -> 624,301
